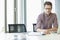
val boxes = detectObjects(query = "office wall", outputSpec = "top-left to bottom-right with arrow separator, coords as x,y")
6,0 -> 14,32
26,0 -> 44,31
55,0 -> 60,33
55,0 -> 60,25
0,0 -> 5,40
18,0 -> 26,24
0,0 -> 5,33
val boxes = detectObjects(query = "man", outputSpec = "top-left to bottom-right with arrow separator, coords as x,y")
36,1 -> 58,34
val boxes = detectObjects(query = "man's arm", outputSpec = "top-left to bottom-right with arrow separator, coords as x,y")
36,14 -> 50,34
47,14 -> 58,33
47,27 -> 58,33
52,14 -> 58,32
36,27 -> 58,34
36,28 -> 50,34
35,14 -> 42,31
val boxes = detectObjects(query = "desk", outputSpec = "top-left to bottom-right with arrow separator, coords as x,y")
0,32 -> 27,40
5,33 -> 26,40
0,32 -> 60,40
26,32 -> 60,40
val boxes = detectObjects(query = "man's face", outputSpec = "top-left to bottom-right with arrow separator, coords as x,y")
44,5 -> 52,15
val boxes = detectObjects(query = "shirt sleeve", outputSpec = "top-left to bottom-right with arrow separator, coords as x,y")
35,14 -> 42,31
53,14 -> 58,28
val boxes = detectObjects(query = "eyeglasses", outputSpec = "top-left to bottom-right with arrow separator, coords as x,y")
45,8 -> 52,10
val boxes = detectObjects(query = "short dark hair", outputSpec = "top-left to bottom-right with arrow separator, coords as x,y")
44,1 -> 52,8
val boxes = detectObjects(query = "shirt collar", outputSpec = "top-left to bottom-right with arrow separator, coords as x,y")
44,12 -> 52,17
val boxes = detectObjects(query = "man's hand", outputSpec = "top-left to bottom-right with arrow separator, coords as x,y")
44,30 -> 50,34
47,27 -> 58,33
37,29 -> 50,34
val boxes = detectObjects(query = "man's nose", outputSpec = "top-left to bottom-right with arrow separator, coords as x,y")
47,9 -> 49,12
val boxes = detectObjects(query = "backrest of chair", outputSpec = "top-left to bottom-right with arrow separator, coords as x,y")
33,24 -> 36,32
8,24 -> 27,33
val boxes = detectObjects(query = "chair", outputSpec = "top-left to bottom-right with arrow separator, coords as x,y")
8,24 -> 27,33
33,23 -> 36,32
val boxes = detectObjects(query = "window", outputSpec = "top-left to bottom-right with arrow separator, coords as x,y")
5,0 -> 14,32
5,0 -> 26,32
